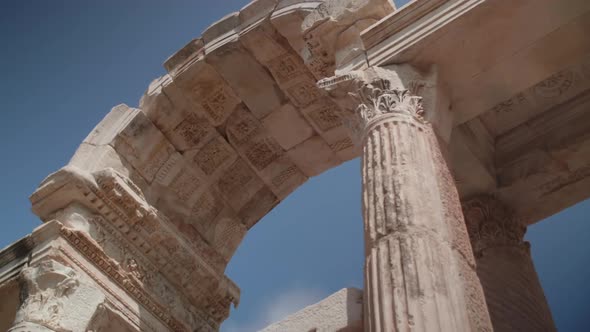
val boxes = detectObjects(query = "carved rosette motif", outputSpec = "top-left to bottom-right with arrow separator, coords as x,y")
462,195 -> 528,256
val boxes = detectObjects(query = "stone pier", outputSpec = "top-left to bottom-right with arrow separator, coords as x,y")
463,196 -> 556,332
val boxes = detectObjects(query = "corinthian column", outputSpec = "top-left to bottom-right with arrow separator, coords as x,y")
321,66 -> 492,332
463,196 -> 556,332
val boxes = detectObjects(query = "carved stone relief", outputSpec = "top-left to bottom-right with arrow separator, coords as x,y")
171,60 -> 241,127
319,68 -> 428,145
192,136 -> 236,176
462,195 -> 528,257
482,57 -> 590,135
10,260 -> 105,332
301,0 -> 394,79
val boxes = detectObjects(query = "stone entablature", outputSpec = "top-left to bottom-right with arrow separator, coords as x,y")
31,166 -> 238,331
0,221 -> 177,332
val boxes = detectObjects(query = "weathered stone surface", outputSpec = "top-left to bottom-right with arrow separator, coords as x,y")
271,0 -> 322,55
164,38 -> 204,74
206,42 -> 284,120
0,280 -> 20,332
287,135 -> 341,177
5,0 -> 588,330
261,288 -> 363,332
322,65 -> 492,332
10,260 -> 105,332
262,103 -> 314,150
169,58 -> 241,127
463,196 -> 556,332
301,0 -> 394,78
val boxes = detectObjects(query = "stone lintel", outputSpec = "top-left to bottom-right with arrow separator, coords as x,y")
362,0 -> 485,66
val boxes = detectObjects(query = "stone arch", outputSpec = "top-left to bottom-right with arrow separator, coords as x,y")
12,0 -> 590,330
28,0 -> 395,330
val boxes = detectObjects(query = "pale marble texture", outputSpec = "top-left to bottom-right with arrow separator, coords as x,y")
1,0 -> 589,330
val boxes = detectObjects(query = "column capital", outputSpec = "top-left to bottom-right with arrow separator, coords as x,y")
9,258 -> 106,332
319,64 -> 453,143
354,78 -> 426,129
462,195 -> 528,256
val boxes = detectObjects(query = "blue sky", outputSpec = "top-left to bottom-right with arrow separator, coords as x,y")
0,1 -> 588,331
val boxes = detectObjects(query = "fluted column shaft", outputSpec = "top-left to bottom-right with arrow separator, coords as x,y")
321,66 -> 493,332
463,196 -> 556,332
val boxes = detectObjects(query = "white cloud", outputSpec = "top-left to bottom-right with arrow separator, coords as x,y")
222,288 -> 326,332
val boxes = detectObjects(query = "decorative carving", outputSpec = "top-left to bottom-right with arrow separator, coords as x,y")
267,54 -> 306,84
192,136 -> 234,175
145,141 -> 175,181
462,195 -> 528,256
159,236 -> 181,255
84,169 -> 237,322
303,32 -> 334,79
115,121 -> 175,181
190,190 -> 225,226
329,137 -> 354,152
351,80 -> 425,126
319,69 -> 428,144
88,216 -> 156,287
285,79 -> 323,107
533,70 -> 575,98
538,164 -> 590,196
217,159 -> 259,208
174,113 -> 213,149
28,161 -> 239,329
125,258 -> 146,282
12,260 -> 80,331
198,85 -> 232,123
244,138 -> 284,171
226,104 -> 262,145
135,217 -> 158,235
169,169 -> 201,203
492,93 -> 527,113
271,165 -> 299,188
58,248 -> 159,332
60,228 -> 191,331
93,171 -> 228,271
155,153 -> 182,184
305,98 -> 342,132
212,217 -> 246,261
95,169 -> 150,224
